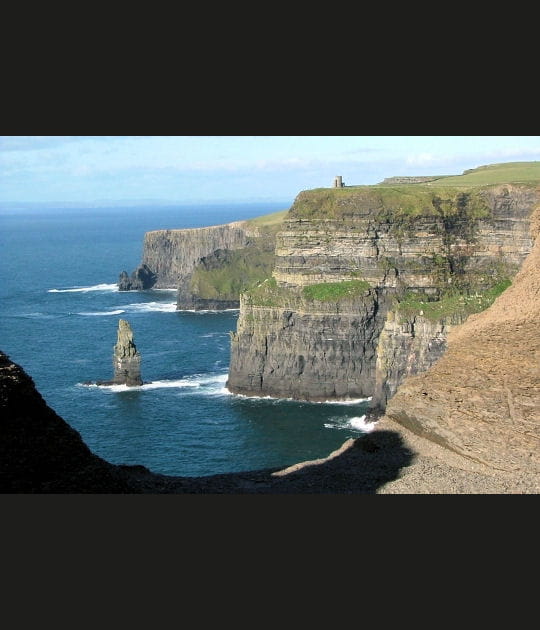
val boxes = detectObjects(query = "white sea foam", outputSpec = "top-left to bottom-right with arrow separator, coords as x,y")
122,301 -> 177,313
321,397 -> 372,405
349,415 -> 377,432
79,372 -> 229,394
180,309 -> 240,314
323,415 -> 377,433
229,391 -> 371,405
48,283 -> 118,293
78,309 -> 126,316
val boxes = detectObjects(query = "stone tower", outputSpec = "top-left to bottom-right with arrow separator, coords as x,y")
333,175 -> 344,188
112,319 -> 142,386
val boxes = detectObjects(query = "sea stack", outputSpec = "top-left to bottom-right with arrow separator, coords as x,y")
112,319 -> 142,386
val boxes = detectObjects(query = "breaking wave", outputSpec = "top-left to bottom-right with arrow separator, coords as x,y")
324,414 -> 377,433
48,283 -> 118,293
229,391 -> 371,405
121,301 -> 178,313
76,302 -> 177,316
349,415 -> 377,432
79,372 -> 229,394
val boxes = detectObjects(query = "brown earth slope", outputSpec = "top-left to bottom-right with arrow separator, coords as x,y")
374,204 -> 540,490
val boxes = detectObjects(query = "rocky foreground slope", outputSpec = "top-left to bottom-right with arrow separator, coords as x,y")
1,335 -> 537,493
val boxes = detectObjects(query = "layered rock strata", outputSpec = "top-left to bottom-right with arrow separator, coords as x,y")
370,310 -> 467,412
228,288 -> 390,401
228,183 -> 538,403
379,203 -> 540,474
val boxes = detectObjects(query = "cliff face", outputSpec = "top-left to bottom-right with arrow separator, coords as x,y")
119,219 -> 279,311
371,310 -> 467,411
228,183 -> 538,403
380,202 -> 540,473
272,185 -> 534,290
228,289 -> 389,400
140,220 -> 260,289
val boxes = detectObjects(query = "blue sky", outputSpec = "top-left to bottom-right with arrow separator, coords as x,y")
1,135 -> 539,206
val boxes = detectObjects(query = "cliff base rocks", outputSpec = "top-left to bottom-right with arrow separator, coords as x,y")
118,264 -> 157,291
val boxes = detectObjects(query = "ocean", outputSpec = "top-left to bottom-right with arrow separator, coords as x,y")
0,202 -> 373,477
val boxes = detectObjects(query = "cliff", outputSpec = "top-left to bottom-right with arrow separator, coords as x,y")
371,310 -> 468,412
228,285 -> 389,400
228,170 -> 539,403
377,200 -> 540,475
118,210 -> 287,310
0,350 -> 135,492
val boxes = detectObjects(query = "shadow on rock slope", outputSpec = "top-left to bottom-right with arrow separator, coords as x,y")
0,350 -> 413,494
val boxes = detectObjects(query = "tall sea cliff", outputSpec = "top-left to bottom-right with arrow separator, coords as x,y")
227,176 -> 538,407
119,163 -> 540,412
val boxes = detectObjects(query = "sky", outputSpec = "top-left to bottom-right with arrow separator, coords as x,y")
1,135 -> 539,207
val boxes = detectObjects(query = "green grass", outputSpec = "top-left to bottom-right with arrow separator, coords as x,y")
246,208 -> 289,227
244,277 -> 294,307
395,278 -> 512,322
290,183 -> 493,223
291,162 -> 540,223
302,279 -> 371,301
244,277 -> 372,307
377,162 -> 540,188
190,241 -> 276,301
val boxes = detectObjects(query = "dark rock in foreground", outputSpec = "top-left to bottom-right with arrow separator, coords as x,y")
1,349 -> 536,493
0,350 -> 134,492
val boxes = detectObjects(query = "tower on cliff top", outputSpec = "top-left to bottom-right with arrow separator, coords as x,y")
333,175 -> 344,188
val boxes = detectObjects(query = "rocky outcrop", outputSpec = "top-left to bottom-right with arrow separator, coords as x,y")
0,350 -> 135,492
117,219 -> 282,310
118,264 -> 157,291
112,319 -> 142,386
95,319 -> 142,386
228,182 -> 539,403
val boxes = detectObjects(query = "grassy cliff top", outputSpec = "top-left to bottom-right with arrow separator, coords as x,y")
403,161 -> 540,187
289,162 -> 540,221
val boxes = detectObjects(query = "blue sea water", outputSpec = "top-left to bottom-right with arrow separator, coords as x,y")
0,202 -> 372,477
